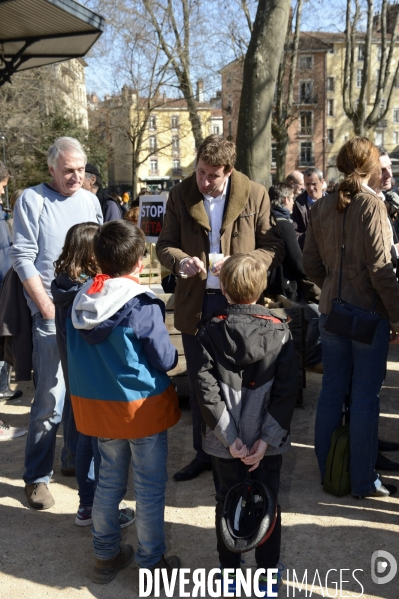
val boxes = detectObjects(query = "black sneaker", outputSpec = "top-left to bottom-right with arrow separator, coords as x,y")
0,388 -> 23,402
93,545 -> 134,584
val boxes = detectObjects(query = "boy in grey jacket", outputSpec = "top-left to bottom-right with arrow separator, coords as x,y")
196,254 -> 297,589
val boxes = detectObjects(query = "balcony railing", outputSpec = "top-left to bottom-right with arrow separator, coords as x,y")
173,168 -> 183,176
149,169 -> 159,176
299,155 -> 314,166
298,94 -> 318,105
376,119 -> 388,129
299,127 -> 313,136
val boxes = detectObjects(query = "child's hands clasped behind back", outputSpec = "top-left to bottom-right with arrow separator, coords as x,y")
229,437 -> 248,459
229,438 -> 268,471
241,439 -> 268,472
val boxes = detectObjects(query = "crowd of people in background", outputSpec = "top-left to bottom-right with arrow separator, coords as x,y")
0,132 -> 399,592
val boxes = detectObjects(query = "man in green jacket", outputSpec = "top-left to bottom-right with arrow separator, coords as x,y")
156,135 -> 284,481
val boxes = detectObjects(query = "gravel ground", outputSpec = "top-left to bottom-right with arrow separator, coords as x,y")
1,348 -> 399,598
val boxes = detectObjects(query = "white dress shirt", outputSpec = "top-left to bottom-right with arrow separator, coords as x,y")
203,180 -> 229,289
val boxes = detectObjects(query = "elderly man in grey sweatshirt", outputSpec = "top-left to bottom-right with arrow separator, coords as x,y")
10,137 -> 103,510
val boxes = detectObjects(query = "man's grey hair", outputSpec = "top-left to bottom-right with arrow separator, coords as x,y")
304,167 -> 323,181
85,171 -> 101,188
47,137 -> 87,169
377,146 -> 389,157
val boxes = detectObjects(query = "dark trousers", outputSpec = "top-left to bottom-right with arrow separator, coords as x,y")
181,292 -> 228,464
212,454 -> 282,569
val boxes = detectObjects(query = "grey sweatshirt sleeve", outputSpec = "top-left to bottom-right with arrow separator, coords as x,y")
10,188 -> 43,282
90,193 -> 104,224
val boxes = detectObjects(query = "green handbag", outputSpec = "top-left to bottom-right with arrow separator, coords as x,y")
323,423 -> 351,497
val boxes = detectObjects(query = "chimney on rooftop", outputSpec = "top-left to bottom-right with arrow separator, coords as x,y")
196,79 -> 204,102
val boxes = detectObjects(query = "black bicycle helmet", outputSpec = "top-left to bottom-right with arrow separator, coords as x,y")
220,478 -> 277,553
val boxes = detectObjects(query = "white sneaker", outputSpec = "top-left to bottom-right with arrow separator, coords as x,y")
0,420 -> 27,441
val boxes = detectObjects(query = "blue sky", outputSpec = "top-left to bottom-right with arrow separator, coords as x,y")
80,0 -> 377,98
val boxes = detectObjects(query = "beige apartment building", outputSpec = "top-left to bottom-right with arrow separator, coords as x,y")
90,83 -> 222,194
51,58 -> 89,128
323,30 -> 399,180
139,95 -> 222,193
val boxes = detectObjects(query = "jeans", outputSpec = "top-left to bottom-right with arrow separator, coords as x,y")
76,434 -> 101,507
0,360 -> 9,391
212,454 -> 282,569
315,314 -> 390,496
56,309 -> 80,470
93,431 -> 168,567
181,292 -> 229,464
301,302 -> 322,366
23,315 -> 66,484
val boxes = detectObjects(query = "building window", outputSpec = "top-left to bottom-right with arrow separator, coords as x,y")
358,45 -> 364,61
171,115 -> 179,129
227,94 -> 232,114
327,99 -> 334,117
327,129 -> 334,144
149,115 -> 156,130
172,159 -> 181,175
150,159 -> 158,174
172,135 -> 179,149
299,80 -> 314,104
226,76 -> 231,88
375,131 -> 383,146
300,142 -> 312,165
271,142 -> 277,166
393,109 -> 399,123
299,55 -> 313,70
378,46 -> 382,61
149,136 -> 157,151
300,111 -> 312,135
394,131 -> 399,145
356,69 -> 362,88
327,77 -> 335,92
228,120 -> 232,138
213,125 -> 220,134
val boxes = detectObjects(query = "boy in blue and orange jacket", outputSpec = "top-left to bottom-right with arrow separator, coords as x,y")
66,220 -> 181,585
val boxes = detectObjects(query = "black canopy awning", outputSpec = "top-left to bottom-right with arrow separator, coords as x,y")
0,0 -> 104,86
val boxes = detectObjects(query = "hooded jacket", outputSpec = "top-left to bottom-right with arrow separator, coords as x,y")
67,276 -> 180,439
196,304 -> 298,459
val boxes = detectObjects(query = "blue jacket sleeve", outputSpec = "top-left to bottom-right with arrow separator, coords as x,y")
133,300 -> 178,372
103,200 -> 122,222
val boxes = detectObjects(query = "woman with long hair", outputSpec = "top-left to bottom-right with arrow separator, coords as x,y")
303,137 -> 399,499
